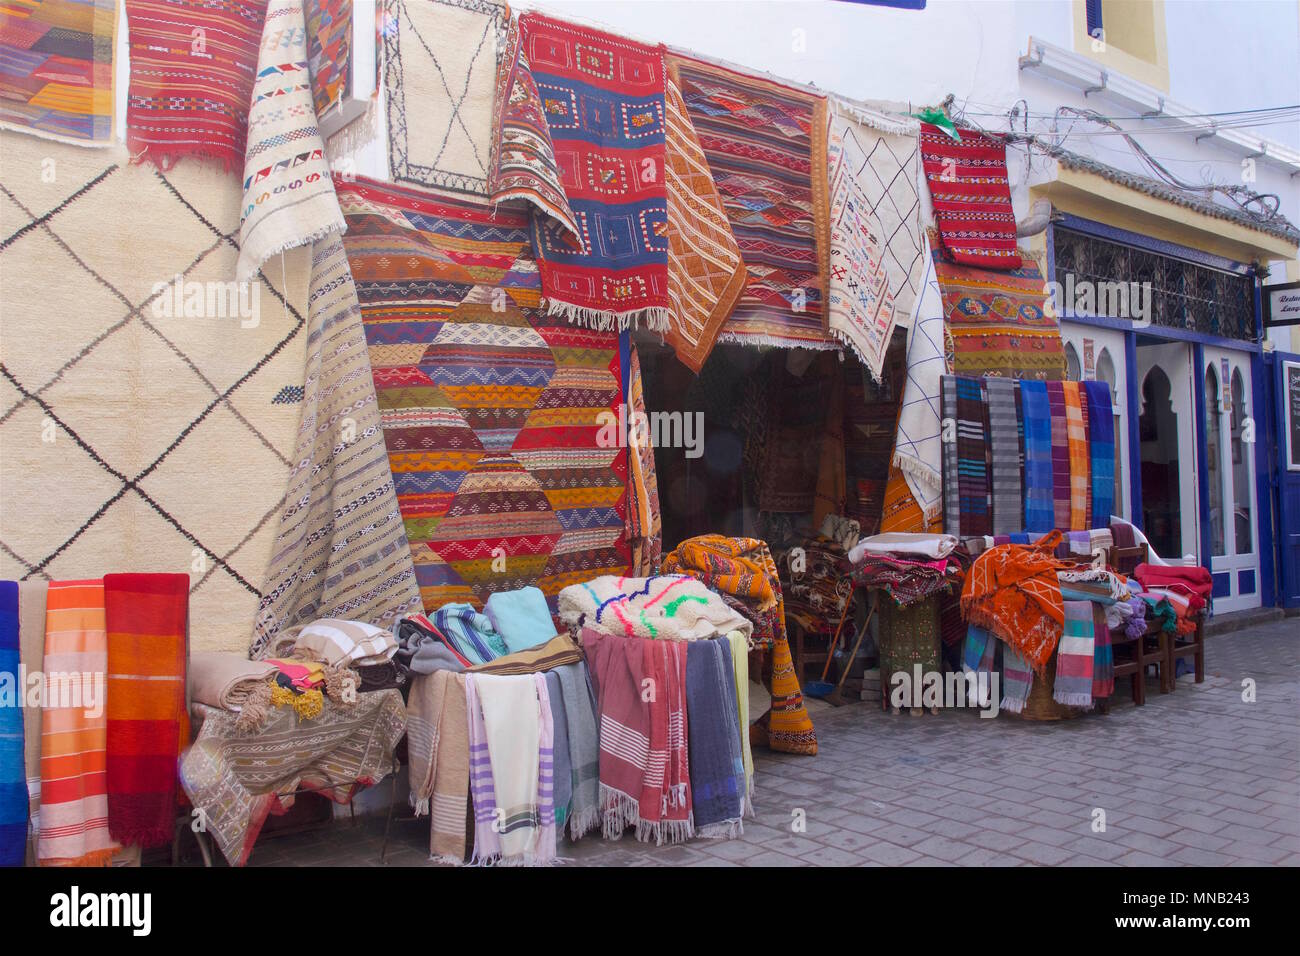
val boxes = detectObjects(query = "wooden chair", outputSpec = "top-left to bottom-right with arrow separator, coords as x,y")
1107,619 -> 1169,706
1110,540 -> 1149,577
1166,614 -> 1206,689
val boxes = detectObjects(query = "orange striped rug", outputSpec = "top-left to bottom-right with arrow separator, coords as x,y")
39,580 -> 117,866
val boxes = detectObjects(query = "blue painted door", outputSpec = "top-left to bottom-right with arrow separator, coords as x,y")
1275,353 -> 1300,608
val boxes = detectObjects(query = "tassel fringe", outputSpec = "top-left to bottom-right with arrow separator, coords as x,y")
543,300 -> 673,333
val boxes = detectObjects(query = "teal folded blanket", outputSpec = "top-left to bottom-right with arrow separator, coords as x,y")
485,586 -> 555,654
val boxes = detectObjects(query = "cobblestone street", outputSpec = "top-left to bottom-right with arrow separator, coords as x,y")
251,618 -> 1300,867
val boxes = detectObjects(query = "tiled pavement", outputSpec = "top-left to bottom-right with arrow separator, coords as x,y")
244,617 -> 1300,867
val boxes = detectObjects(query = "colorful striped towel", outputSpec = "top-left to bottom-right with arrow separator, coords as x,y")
484,586 -> 555,655
470,673 -> 547,865
104,573 -> 189,849
1000,644 -> 1034,714
942,375 -> 962,535
435,604 -> 508,666
685,639 -> 745,839
986,377 -> 1022,535
0,582 -> 25,866
726,632 -> 755,816
554,663 -> 600,839
465,675 -> 501,864
543,671 -> 572,832
39,580 -> 118,866
533,673 -> 558,865
962,624 -> 996,675
1063,382 -> 1090,531
1084,380 -> 1115,526
1046,381 -> 1071,530
955,376 -> 992,535
1092,604 -> 1114,699
1020,380 -> 1055,534
407,670 -> 469,865
1053,600 -> 1096,707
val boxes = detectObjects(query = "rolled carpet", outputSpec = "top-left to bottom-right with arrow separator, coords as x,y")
189,652 -> 277,711
104,573 -> 190,848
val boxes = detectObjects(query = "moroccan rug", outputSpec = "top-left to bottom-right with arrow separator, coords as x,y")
384,0 -> 505,197
1020,380 -> 1056,534
986,377 -> 1021,535
1046,381 -> 1071,530
0,0 -> 116,145
124,0 -> 267,171
920,124 -> 1021,270
0,130 -> 313,654
828,98 -> 924,321
236,0 -> 344,280
39,579 -> 116,866
933,242 -> 1066,381
337,175 -> 631,613
406,669 -> 469,864
306,0 -> 351,120
826,103 -> 901,379
661,535 -> 816,755
251,237 -> 422,657
488,11 -> 580,241
877,597 -> 940,707
662,69 -> 746,372
104,573 -> 188,849
1063,381 -> 1089,530
961,532 -> 1068,673
518,12 -> 670,330
1084,380 -> 1115,525
0,582 -> 23,866
670,54 -> 831,350
759,352 -> 835,514
558,574 -> 752,642
889,233 -> 945,520
181,690 -> 404,865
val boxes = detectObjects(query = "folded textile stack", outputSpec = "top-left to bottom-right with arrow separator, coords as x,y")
558,574 -> 752,642
1057,568 -> 1129,605
394,615 -> 471,673
775,534 -> 852,635
292,618 -> 405,692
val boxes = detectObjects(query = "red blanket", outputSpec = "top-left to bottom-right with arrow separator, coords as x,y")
104,574 -> 189,848
1135,564 -> 1212,605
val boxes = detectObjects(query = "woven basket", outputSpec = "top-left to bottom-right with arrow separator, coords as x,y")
1016,648 -> 1085,721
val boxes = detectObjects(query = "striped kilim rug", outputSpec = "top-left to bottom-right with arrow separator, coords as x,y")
0,131 -> 308,652
669,54 -> 832,351
337,176 -> 632,613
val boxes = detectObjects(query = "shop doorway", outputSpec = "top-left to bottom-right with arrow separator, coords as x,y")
1202,348 -> 1261,612
1136,342 -> 1198,562
1060,323 -> 1130,521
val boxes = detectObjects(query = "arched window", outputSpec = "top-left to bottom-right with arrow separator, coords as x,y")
1096,349 -> 1117,402
1205,365 -> 1224,557
1231,369 -> 1252,554
1064,342 -> 1082,381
